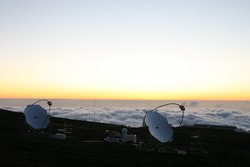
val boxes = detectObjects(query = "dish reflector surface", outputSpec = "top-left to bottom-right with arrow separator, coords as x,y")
24,105 -> 50,129
145,111 -> 173,143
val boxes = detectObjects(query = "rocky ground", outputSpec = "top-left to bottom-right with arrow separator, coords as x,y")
0,108 -> 249,167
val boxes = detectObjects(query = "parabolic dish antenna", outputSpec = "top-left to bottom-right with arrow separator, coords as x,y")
24,99 -> 52,129
143,103 -> 185,143
145,111 -> 173,143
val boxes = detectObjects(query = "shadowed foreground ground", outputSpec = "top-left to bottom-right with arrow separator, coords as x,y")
0,108 -> 249,167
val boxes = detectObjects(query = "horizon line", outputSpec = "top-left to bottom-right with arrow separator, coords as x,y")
0,97 -> 249,102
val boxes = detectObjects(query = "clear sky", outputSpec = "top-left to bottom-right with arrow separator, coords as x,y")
0,0 -> 250,100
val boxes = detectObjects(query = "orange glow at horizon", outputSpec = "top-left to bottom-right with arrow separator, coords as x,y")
1,84 -> 249,101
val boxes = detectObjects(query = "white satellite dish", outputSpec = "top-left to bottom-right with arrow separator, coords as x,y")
143,103 -> 185,143
24,99 -> 52,129
144,111 -> 173,143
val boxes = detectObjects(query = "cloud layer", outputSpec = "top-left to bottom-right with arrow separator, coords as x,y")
2,101 -> 250,131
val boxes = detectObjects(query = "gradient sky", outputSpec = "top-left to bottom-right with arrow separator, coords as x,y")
1,0 -> 250,100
